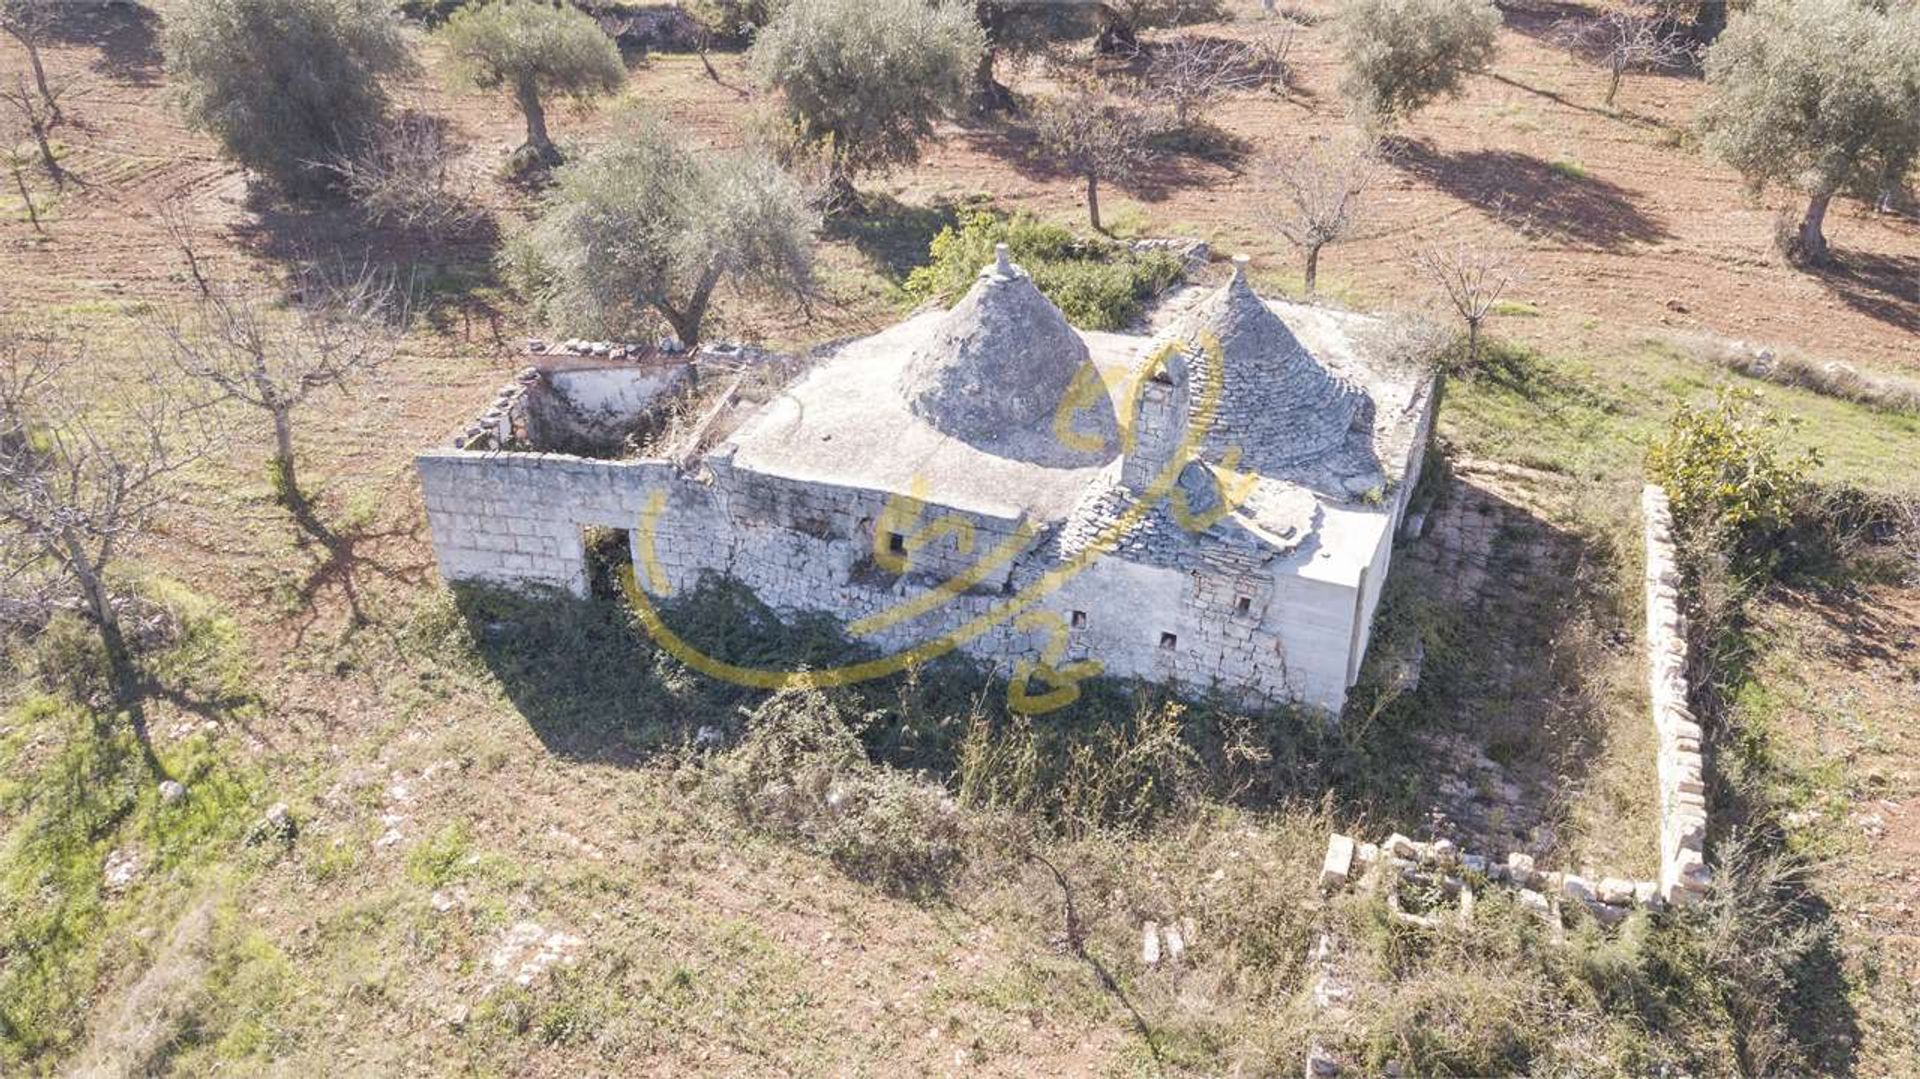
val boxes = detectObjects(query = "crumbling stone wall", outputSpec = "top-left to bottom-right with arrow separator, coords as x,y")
1642,485 -> 1710,906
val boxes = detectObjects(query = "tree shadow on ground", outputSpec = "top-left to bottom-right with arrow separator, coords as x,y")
40,0 -> 164,85
282,508 -> 431,650
958,120 -> 1231,209
1391,139 -> 1672,250
229,190 -> 510,344
826,194 -> 961,284
1809,247 -> 1920,337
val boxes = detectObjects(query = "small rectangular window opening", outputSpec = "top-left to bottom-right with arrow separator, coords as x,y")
1159,631 -> 1178,650
1070,610 -> 1088,628
887,531 -> 907,555
1234,595 -> 1252,616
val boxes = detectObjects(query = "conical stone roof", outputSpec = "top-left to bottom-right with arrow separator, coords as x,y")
1174,258 -> 1364,472
900,245 -> 1104,449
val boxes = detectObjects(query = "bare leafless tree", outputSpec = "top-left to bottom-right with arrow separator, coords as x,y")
1144,33 -> 1285,129
157,201 -> 214,299
1553,4 -> 1694,108
0,71 -> 67,186
154,266 -> 410,532
1258,132 -> 1379,296
1409,235 -> 1523,370
1,0 -> 63,125
5,137 -> 41,233
313,110 -> 481,233
0,326 -> 216,730
1034,86 -> 1154,233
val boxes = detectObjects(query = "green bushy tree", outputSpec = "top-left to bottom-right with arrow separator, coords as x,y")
904,211 -> 1181,330
166,0 -> 416,195
749,0 -> 983,208
506,120 -> 818,348
1700,0 -> 1920,265
1335,0 -> 1500,126
1646,388 -> 1818,573
439,0 -> 625,167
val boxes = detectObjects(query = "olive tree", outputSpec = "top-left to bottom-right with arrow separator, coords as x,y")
439,0 -> 624,167
166,0 -> 415,195
1093,0 -> 1220,56
750,0 -> 983,208
1033,87 -> 1152,233
1700,0 -> 1920,265
508,122 -> 818,349
1336,0 -> 1500,126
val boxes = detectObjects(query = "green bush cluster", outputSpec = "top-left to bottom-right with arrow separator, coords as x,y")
904,211 -> 1184,330
1646,388 -> 1819,575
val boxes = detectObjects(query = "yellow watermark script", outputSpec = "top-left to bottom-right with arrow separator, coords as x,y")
617,334 -> 1252,714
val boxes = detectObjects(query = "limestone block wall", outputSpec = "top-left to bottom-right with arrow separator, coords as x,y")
418,450 -> 702,596
417,448 -> 1379,711
1643,485 -> 1710,906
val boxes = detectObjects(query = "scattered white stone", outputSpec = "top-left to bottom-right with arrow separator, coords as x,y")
1162,921 -> 1187,964
158,780 -> 187,805
1141,921 -> 1161,966
103,848 -> 139,891
1322,834 -> 1355,890
490,921 -> 585,989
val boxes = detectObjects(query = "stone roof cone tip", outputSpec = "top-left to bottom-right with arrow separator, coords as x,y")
898,244 -> 1106,448
1176,252 -> 1365,471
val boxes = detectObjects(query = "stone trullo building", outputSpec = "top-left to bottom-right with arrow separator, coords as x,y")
418,249 -> 1438,712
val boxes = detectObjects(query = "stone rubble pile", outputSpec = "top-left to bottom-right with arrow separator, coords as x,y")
1321,830 -> 1663,932
1643,484 -> 1710,906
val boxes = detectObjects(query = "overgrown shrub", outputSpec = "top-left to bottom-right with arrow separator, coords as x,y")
166,0 -> 416,195
954,697 -> 1202,837
707,688 -> 967,898
904,211 -> 1182,330
1646,388 -> 1819,575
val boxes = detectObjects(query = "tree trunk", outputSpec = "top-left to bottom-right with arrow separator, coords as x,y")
1466,317 -> 1482,370
1086,174 -> 1102,233
27,116 -> 59,185
516,79 -> 557,165
1093,8 -> 1137,56
271,406 -> 301,507
19,37 -> 60,125
9,157 -> 39,233
1605,62 -> 1624,108
662,267 -> 722,351
64,533 -> 138,712
822,166 -> 860,218
970,46 -> 1017,115
1797,190 -> 1833,265
1304,244 -> 1322,295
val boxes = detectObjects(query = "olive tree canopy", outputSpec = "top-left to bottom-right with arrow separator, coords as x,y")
1700,0 -> 1920,264
750,0 -> 983,205
1335,0 -> 1500,125
166,0 -> 416,195
439,0 -> 625,166
508,123 -> 819,348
